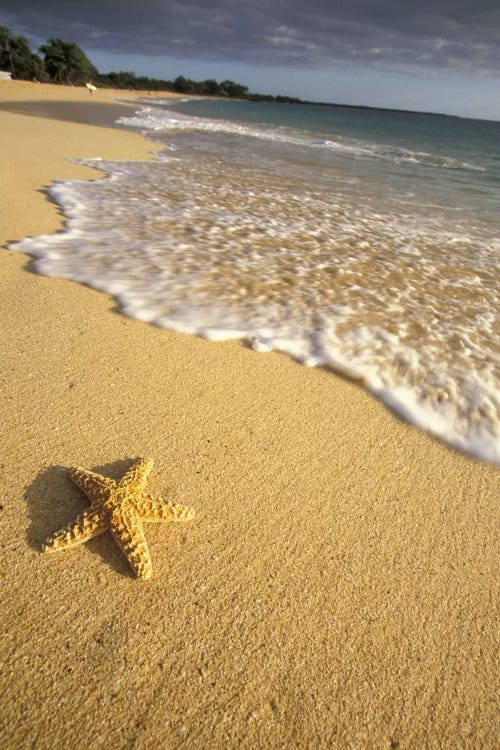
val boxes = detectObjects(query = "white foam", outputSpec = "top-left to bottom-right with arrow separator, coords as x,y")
10,153 -> 500,465
116,106 -> 484,172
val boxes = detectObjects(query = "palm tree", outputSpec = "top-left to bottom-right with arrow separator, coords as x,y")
0,25 -> 46,80
40,38 -> 97,85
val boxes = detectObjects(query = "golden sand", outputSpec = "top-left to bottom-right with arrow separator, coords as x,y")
0,81 -> 498,748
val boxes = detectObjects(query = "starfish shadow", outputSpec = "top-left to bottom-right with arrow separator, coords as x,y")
24,458 -> 145,578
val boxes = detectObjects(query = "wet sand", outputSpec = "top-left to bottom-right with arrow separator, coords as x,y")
0,99 -> 137,128
0,80 -> 498,749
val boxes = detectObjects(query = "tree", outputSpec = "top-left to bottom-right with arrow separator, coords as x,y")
199,78 -> 221,96
39,38 -> 98,85
173,75 -> 197,94
219,80 -> 249,98
0,25 -> 47,80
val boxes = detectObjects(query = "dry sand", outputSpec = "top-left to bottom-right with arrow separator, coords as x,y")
0,81 -> 498,749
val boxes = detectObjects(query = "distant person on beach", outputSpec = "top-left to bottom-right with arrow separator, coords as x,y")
86,80 -> 97,94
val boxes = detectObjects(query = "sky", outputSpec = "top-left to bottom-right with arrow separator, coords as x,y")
2,0 -> 500,120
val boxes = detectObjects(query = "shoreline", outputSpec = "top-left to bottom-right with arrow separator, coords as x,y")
1,81 -> 498,748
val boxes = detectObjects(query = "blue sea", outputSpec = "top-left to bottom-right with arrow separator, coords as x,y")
13,97 -> 500,463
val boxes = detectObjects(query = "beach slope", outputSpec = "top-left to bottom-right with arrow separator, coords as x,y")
0,82 -> 498,749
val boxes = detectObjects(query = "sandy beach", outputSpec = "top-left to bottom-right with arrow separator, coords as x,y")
0,81 -> 498,748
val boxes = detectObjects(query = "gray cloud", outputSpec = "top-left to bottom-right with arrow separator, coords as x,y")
2,0 -> 500,75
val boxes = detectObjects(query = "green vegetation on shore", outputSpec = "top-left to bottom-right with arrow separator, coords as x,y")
0,25 -> 302,103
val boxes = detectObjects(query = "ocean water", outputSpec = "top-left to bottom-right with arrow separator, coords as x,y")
12,98 -> 500,463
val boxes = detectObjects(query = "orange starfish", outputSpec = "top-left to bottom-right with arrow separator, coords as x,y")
44,458 -> 195,579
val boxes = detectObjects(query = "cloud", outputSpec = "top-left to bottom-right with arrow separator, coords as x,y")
2,0 -> 500,75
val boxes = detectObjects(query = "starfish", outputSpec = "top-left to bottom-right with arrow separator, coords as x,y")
43,458 -> 195,580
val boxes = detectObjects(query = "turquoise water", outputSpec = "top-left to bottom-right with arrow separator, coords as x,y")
174,97 -> 500,174
12,97 -> 500,463
165,98 -> 500,225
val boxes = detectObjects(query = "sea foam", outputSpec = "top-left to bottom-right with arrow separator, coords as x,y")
11,149 -> 500,464
117,105 -> 484,172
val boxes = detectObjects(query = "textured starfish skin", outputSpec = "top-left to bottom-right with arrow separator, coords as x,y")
43,458 -> 195,579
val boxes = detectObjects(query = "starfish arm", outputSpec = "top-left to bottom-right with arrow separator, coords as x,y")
68,467 -> 115,503
110,507 -> 153,580
138,494 -> 196,522
119,458 -> 154,491
43,509 -> 107,552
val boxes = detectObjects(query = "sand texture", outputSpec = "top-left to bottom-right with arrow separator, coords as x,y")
0,81 -> 498,749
